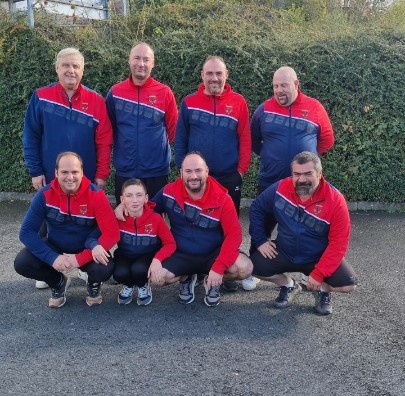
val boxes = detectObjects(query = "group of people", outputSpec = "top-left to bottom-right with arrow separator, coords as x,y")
14,43 -> 356,316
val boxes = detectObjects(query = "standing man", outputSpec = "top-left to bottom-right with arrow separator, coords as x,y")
251,66 -> 334,194
23,47 -> 113,289
174,56 -> 251,216
14,152 -> 120,308
106,42 -> 178,204
249,152 -> 356,315
151,152 -> 253,307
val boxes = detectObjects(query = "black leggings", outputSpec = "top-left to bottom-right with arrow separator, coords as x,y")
113,251 -> 155,287
14,247 -> 114,288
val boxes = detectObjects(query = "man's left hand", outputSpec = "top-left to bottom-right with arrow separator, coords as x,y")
91,245 -> 110,265
206,270 -> 223,289
94,178 -> 106,189
306,275 -> 322,291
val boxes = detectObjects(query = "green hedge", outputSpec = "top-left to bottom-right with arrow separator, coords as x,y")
0,1 -> 404,202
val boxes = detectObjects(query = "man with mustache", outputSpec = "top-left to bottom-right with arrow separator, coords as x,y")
247,66 -> 335,291
249,152 -> 356,315
151,152 -> 253,307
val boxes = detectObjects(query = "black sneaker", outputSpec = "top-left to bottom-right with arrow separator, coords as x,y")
48,275 -> 70,308
203,276 -> 221,307
221,280 -> 238,292
178,274 -> 197,304
313,291 -> 332,315
274,280 -> 301,308
86,282 -> 102,306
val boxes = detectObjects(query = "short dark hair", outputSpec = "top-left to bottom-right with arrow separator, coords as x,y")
55,151 -> 83,170
121,178 -> 147,195
291,151 -> 322,173
181,151 -> 207,168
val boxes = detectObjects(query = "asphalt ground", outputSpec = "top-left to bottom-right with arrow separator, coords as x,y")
0,200 -> 404,395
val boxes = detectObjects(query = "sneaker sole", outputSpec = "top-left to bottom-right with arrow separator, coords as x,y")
204,297 -> 220,307
118,296 -> 133,305
48,278 -> 71,308
137,295 -> 152,306
86,296 -> 102,306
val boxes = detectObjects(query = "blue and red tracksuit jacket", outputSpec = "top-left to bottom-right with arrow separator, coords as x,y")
19,176 -> 120,267
23,82 -> 113,183
249,176 -> 350,282
106,76 -> 178,178
175,83 -> 251,177
152,176 -> 242,275
86,202 -> 176,262
251,90 -> 334,189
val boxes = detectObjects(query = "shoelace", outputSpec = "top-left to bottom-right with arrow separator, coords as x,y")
179,280 -> 191,295
121,286 -> 133,298
208,285 -> 220,298
138,286 -> 149,299
321,293 -> 331,304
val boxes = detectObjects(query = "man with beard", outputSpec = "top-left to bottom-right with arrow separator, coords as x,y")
249,152 -> 356,315
106,42 -> 178,204
151,152 -> 252,307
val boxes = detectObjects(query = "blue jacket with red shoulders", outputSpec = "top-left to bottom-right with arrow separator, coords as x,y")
106,76 -> 178,178
175,83 -> 251,177
249,176 -> 350,283
23,82 -> 113,183
19,176 -> 120,267
251,90 -> 334,189
152,176 -> 242,275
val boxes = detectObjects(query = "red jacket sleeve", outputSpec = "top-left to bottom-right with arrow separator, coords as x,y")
237,97 -> 251,175
211,197 -> 242,275
75,191 -> 120,266
316,101 -> 334,155
164,88 -> 178,144
310,194 -> 350,282
153,215 -> 177,262
94,97 -> 113,181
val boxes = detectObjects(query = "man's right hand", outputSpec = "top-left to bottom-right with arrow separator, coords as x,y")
257,240 -> 278,259
32,175 -> 46,190
52,255 -> 71,272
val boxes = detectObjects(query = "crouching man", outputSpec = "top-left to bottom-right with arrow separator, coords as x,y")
14,152 -> 119,308
249,151 -> 356,315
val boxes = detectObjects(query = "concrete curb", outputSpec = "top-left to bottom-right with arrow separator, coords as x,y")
1,192 -> 404,212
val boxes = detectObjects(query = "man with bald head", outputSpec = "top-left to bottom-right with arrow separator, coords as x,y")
251,66 -> 334,193
106,42 -> 178,204
151,152 -> 252,307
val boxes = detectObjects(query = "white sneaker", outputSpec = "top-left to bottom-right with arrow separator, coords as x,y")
242,276 -> 260,291
35,280 -> 49,289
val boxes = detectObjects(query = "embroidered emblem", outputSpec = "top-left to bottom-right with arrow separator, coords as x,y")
79,204 -> 88,215
206,208 -> 214,214
149,96 -> 157,105
82,102 -> 89,111
145,224 -> 153,234
313,204 -> 323,215
301,109 -> 309,118
225,105 -> 233,115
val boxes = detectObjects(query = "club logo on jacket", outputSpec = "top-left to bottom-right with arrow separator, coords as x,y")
79,204 -> 88,215
313,204 -> 323,215
82,102 -> 89,111
145,224 -> 153,234
301,109 -> 309,118
225,105 -> 233,115
149,96 -> 157,105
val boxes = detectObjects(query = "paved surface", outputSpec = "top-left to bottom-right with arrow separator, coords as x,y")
0,200 -> 404,395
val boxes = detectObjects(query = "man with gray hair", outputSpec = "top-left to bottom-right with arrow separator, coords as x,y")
22,47 -> 113,288
249,152 -> 356,315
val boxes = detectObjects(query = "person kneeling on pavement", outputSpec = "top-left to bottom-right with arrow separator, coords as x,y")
118,152 -> 252,306
249,151 -> 357,315
14,152 -> 120,308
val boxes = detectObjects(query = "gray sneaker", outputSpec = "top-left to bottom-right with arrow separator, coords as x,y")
118,285 -> 134,305
178,274 -> 197,304
137,282 -> 152,306
203,276 -> 221,307
48,275 -> 70,308
274,280 -> 301,308
313,291 -> 332,315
